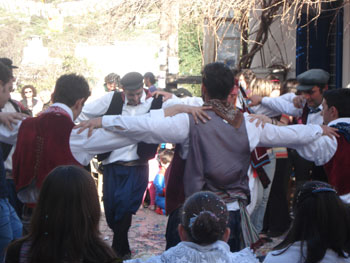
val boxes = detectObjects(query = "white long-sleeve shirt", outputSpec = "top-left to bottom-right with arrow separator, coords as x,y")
0,103 -> 139,166
293,118 -> 350,166
293,117 -> 350,203
101,112 -> 350,202
261,93 -> 323,125
101,109 -> 324,158
2,101 -> 20,171
76,90 -> 184,164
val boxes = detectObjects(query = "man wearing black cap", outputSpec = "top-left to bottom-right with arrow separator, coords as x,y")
77,71 -> 185,259
249,68 -> 330,184
0,58 -> 18,75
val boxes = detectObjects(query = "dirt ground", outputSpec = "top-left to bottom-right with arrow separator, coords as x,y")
99,207 -> 168,259
99,206 -> 282,261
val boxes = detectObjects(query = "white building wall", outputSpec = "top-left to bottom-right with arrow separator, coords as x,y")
250,12 -> 297,80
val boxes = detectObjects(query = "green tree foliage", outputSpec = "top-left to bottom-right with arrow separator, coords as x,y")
178,22 -> 203,96
178,23 -> 203,76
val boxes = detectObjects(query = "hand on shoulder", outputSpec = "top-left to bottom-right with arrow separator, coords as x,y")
0,112 -> 27,130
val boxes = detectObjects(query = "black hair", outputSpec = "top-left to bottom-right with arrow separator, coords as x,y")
202,62 -> 234,100
144,72 -> 156,84
181,191 -> 229,245
9,165 -> 116,263
323,88 -> 350,118
173,88 -> 192,98
52,74 -> 90,107
274,181 -> 350,262
0,62 -> 12,84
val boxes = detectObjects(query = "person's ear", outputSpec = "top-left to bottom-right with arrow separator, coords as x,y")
72,98 -> 85,110
178,224 -> 188,241
201,84 -> 208,100
222,227 -> 231,242
323,84 -> 329,92
330,105 -> 339,119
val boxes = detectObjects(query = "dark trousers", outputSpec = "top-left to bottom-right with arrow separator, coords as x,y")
165,206 -> 242,252
289,149 -> 328,187
227,210 -> 242,252
263,159 -> 291,235
103,164 -> 148,257
288,149 -> 313,188
112,213 -> 132,256
165,206 -> 181,250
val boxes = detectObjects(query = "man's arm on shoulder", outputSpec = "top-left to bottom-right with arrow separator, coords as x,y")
251,116 -> 337,164
245,113 -> 324,150
260,93 -> 302,117
101,109 -> 190,144
153,90 -> 204,108
250,104 -> 283,118
294,135 -> 337,165
70,127 -> 138,165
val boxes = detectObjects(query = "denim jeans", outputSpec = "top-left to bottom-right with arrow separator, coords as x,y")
0,198 -> 22,261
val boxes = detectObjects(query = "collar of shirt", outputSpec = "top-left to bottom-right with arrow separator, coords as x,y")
328,117 -> 350,126
50,103 -> 74,121
124,90 -> 147,106
308,103 -> 323,114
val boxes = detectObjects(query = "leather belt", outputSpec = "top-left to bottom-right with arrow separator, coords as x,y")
113,160 -> 148,167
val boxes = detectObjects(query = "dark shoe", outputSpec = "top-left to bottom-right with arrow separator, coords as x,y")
116,252 -> 131,261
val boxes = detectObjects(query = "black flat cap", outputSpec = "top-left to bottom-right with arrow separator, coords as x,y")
297,69 -> 329,91
0,58 -> 18,69
121,72 -> 144,91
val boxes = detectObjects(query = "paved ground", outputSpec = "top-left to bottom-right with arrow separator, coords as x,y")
99,206 -> 283,261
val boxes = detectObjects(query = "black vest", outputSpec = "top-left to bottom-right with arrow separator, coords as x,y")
96,91 -> 163,162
